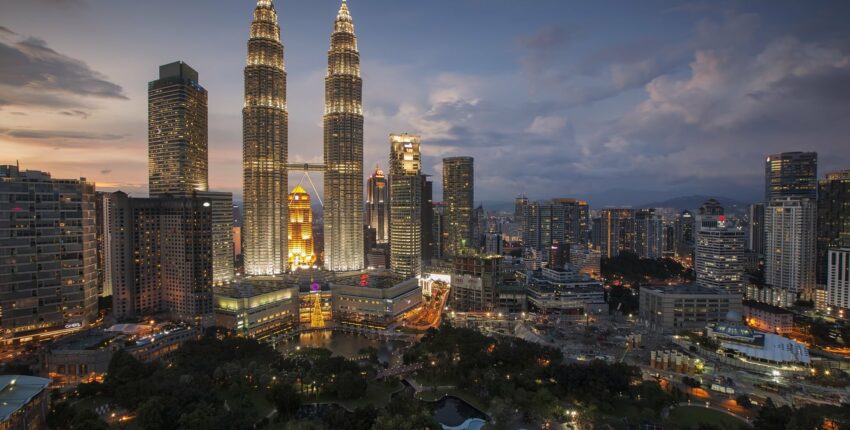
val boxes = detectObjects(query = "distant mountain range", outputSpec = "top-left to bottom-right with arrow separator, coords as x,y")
475,195 -> 754,214
637,195 -> 751,212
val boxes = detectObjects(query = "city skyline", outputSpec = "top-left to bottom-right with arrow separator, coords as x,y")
3,1 -> 850,206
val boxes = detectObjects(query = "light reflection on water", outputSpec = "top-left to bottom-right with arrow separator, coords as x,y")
282,330 -> 407,365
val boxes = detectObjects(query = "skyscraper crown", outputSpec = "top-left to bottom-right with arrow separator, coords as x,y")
335,1 -> 355,33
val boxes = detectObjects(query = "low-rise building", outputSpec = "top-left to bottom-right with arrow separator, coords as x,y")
707,317 -> 810,366
41,324 -> 198,386
213,278 -> 300,339
639,284 -> 742,331
332,271 -> 421,329
524,266 -> 605,315
742,299 -> 794,335
0,375 -> 51,430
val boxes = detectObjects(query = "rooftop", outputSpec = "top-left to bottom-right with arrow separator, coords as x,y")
642,284 -> 734,296
49,329 -> 118,351
0,375 -> 51,422
332,270 -> 408,289
217,277 -> 300,298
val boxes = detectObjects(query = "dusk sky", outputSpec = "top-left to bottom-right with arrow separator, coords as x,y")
1,0 -> 849,206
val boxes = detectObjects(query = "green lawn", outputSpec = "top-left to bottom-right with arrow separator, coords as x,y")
665,406 -> 751,430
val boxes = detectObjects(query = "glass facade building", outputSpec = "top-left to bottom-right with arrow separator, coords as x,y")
389,134 -> 422,277
764,152 -> 817,201
442,157 -> 474,256
148,61 -> 208,197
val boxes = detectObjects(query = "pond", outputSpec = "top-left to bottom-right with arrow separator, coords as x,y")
278,330 -> 408,366
430,396 -> 488,428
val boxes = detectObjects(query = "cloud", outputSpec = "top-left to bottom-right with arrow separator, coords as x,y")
579,31 -> 850,200
2,128 -> 124,141
0,28 -> 126,109
526,115 -> 567,136
59,109 -> 90,119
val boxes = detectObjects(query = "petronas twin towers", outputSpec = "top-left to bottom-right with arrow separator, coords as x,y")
243,0 -> 363,275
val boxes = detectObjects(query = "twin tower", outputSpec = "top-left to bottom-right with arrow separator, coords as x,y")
243,0 -> 363,275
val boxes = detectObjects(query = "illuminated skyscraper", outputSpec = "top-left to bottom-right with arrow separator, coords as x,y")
635,208 -> 663,259
748,203 -> 765,257
148,61 -> 208,196
324,1 -> 364,272
243,0 -> 288,275
765,152 -> 817,201
109,192 -> 214,326
817,170 -> 850,288
764,198 -> 816,307
598,208 -> 635,258
287,186 -> 316,269
389,134 -> 422,277
694,202 -> 746,293
148,62 -> 233,285
366,166 -> 389,244
443,157 -> 474,256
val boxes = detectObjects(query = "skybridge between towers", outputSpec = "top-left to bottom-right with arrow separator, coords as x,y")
286,162 -> 326,207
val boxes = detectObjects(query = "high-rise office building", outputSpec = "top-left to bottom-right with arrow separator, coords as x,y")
552,198 -> 590,245
524,200 -> 589,257
764,198 -> 817,307
697,198 -> 724,229
0,166 -> 98,341
433,203 -> 446,260
748,203 -> 765,257
421,176 -> 434,265
443,157 -> 474,256
598,208 -> 635,258
324,1 -> 365,272
243,0 -> 288,275
515,195 -> 529,222
366,166 -> 389,244
694,208 -> 746,293
109,192 -> 214,326
203,192 -> 235,285
674,210 -> 695,259
765,152 -> 817,201
95,192 -> 113,297
662,224 -> 676,258
817,170 -> 850,287
472,205 -> 486,251
148,61 -> 208,196
148,60 -> 233,285
827,248 -> 850,314
485,233 -> 504,256
287,186 -> 316,269
389,134 -> 422,277
635,209 -> 663,259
